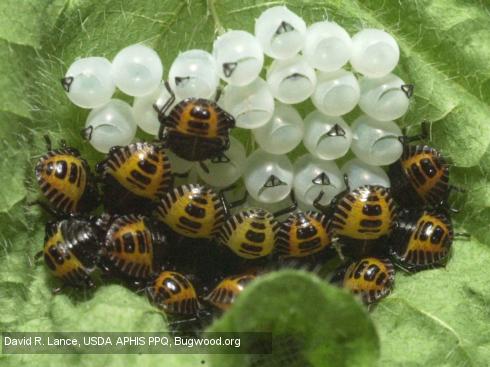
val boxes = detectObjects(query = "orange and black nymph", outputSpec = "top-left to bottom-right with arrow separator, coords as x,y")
314,183 -> 397,257
38,218 -> 100,293
276,211 -> 332,258
217,208 -> 281,260
155,184 -> 225,239
147,271 -> 199,315
389,144 -> 450,208
99,214 -> 167,280
156,82 -> 235,166
389,209 -> 454,271
338,257 -> 395,304
204,274 -> 256,311
35,135 -> 98,215
96,142 -> 172,214
330,185 -> 397,240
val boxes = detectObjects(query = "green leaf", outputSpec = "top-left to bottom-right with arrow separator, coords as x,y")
0,0 -> 488,366
0,112 -> 31,212
0,284 -> 205,366
0,41 -> 37,119
207,270 -> 379,367
372,238 -> 490,366
0,0 -> 67,48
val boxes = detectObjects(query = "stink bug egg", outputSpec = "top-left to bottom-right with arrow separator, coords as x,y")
83,99 -> 137,153
132,82 -> 176,135
359,73 -> 412,121
350,29 -> 400,78
111,44 -> 163,97
166,150 -> 193,175
341,158 -> 391,190
196,136 -> 247,188
303,110 -> 352,160
311,69 -> 360,116
293,154 -> 345,209
222,77 -> 274,129
267,55 -> 317,104
213,30 -> 264,86
252,102 -> 304,154
303,21 -> 352,72
351,115 -> 403,166
62,57 -> 115,108
244,149 -> 293,204
254,6 -> 306,59
168,49 -> 219,100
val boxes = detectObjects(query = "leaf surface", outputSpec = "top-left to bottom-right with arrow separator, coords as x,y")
0,1 -> 489,366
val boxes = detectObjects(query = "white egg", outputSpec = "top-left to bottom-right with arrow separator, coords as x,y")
267,55 -> 317,104
252,103 -> 304,154
350,29 -> 399,78
254,6 -> 306,59
311,69 -> 360,116
350,114 -> 403,166
62,57 -> 115,108
341,158 -> 391,190
303,110 -> 352,160
303,21 -> 352,71
166,150 -> 194,175
359,73 -> 411,121
111,44 -> 163,97
293,154 -> 346,209
196,136 -> 246,188
222,78 -> 274,129
244,149 -> 293,204
168,49 -> 219,100
132,82 -> 177,135
213,30 -> 264,86
83,99 -> 137,153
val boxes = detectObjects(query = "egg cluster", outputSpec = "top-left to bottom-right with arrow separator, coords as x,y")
62,6 -> 413,212
33,6 -> 462,323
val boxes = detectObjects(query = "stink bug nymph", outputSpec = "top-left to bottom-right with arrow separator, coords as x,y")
36,218 -> 100,293
155,82 -> 235,171
204,274 -> 256,311
34,135 -> 99,215
276,211 -> 332,258
314,177 -> 397,257
147,271 -> 200,315
389,209 -> 456,271
388,122 -> 457,208
155,184 -> 225,239
217,192 -> 297,259
96,142 -> 172,214
336,257 -> 395,304
98,214 -> 167,282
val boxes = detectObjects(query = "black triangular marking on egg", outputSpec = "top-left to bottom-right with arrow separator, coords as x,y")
285,72 -> 307,81
80,126 -> 93,141
61,76 -> 74,92
223,62 -> 238,77
401,84 -> 414,98
175,76 -> 191,86
258,175 -> 287,196
312,172 -> 331,186
263,174 -> 287,188
211,153 -> 231,164
326,124 -> 346,137
275,21 -> 295,35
